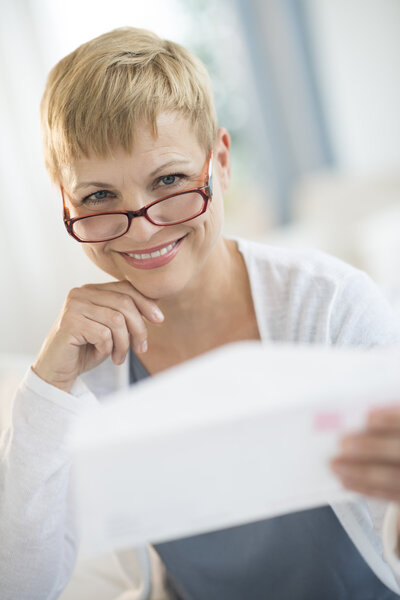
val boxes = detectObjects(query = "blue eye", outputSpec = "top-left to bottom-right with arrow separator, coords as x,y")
81,190 -> 114,206
161,175 -> 176,185
93,190 -> 109,200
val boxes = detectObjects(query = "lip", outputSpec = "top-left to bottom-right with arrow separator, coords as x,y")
122,237 -> 185,254
119,235 -> 186,270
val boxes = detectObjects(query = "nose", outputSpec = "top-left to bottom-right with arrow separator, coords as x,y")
124,213 -> 163,244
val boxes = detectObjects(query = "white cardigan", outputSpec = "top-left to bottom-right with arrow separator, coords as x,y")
2,238 -> 400,600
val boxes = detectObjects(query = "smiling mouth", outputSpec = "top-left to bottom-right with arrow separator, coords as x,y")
121,236 -> 185,261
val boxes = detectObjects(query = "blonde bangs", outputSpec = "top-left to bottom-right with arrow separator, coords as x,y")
41,28 -> 218,182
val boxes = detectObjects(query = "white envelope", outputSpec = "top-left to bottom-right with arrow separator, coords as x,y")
71,341 -> 400,558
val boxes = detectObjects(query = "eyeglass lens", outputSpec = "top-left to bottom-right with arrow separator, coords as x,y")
73,213 -> 129,242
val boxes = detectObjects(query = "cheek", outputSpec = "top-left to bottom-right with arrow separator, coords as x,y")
208,193 -> 225,232
192,195 -> 224,251
82,243 -> 115,272
211,176 -> 225,218
187,191 -> 224,239
82,244 -> 101,263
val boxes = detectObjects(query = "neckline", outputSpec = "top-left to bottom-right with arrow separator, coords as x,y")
231,236 -> 266,342
130,236 -> 264,379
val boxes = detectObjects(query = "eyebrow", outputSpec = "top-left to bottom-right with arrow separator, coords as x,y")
73,181 -> 112,193
149,158 -> 191,177
73,159 -> 192,193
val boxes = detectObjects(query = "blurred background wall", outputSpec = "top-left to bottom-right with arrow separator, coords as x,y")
1,0 -> 399,357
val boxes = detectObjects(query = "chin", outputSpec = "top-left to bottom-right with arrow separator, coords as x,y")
122,268 -> 189,300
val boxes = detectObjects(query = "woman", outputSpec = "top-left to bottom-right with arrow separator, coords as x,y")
2,26 -> 400,600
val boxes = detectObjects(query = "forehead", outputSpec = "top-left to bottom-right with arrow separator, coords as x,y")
62,112 -> 204,189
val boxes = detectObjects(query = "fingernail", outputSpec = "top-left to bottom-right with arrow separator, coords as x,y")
152,308 -> 164,322
114,354 -> 125,365
133,340 -> 146,354
138,340 -> 148,353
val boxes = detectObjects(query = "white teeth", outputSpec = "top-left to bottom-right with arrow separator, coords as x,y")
126,240 -> 178,260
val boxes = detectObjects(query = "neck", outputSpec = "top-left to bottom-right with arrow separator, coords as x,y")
150,236 -> 243,338
166,237 -> 235,309
143,236 -> 260,370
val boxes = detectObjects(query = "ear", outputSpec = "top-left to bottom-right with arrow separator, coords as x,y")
214,127 -> 231,195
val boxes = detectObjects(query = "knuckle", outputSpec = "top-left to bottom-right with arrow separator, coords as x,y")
71,283 -> 95,299
100,327 -> 112,342
110,311 -> 125,327
66,287 -> 80,302
120,295 -> 135,312
100,341 -> 113,355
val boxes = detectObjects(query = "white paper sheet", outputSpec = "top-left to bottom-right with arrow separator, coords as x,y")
70,341 -> 400,558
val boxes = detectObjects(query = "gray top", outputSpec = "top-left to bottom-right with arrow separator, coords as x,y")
129,351 -> 399,600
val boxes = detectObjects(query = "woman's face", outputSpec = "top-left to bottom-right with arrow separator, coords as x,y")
61,112 -> 231,300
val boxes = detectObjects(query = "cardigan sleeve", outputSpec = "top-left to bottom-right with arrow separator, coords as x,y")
328,270 -> 400,347
327,270 -> 400,591
0,368 -> 98,600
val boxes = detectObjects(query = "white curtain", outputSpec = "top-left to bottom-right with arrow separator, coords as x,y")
0,0 -> 192,356
0,0 -> 71,356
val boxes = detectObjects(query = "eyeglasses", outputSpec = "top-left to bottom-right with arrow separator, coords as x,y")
62,151 -> 213,243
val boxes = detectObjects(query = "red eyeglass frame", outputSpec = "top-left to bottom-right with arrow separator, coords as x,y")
61,150 -> 213,243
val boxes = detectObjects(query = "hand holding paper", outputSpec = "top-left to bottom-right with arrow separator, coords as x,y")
332,405 -> 400,505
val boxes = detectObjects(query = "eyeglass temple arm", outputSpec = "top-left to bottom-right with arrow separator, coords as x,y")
60,186 -> 71,221
209,151 -> 213,198
205,149 -> 213,199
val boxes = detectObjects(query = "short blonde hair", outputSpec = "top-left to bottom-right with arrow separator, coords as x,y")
41,27 -> 218,182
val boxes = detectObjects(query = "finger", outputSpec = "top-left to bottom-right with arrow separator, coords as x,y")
78,318 -> 114,360
87,291 -> 155,344
81,306 -> 131,363
331,460 -> 400,494
67,292 -> 148,356
338,477 -> 400,503
367,406 -> 400,432
85,282 -> 164,323
339,432 -> 400,464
